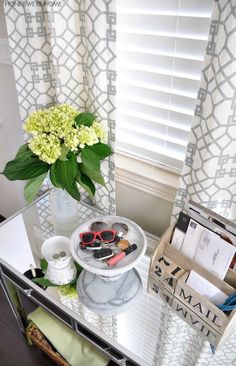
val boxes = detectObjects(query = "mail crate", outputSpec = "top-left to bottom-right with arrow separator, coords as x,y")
148,225 -> 236,349
148,277 -> 173,306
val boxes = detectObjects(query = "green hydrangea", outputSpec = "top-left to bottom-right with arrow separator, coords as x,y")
23,109 -> 50,135
58,284 -> 77,298
63,128 -> 80,151
29,133 -> 62,164
92,121 -> 107,143
77,125 -> 99,148
24,104 -> 78,138
23,104 -> 108,163
46,104 -> 78,139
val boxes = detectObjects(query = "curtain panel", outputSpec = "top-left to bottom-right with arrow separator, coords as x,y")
3,0 -> 116,214
172,0 -> 236,223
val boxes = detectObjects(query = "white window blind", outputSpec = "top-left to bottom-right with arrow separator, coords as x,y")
116,0 -> 214,171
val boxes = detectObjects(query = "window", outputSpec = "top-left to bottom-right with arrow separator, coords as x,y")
116,0 -> 213,171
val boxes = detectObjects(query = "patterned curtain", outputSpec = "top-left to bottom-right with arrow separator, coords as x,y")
3,0 -> 116,214
152,1 -> 236,365
172,0 -> 236,223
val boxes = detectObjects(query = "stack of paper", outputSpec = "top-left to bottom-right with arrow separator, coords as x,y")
171,211 -> 236,280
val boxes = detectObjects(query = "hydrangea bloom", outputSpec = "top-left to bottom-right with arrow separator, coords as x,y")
63,128 -> 80,151
58,284 -> 77,299
23,104 -> 108,163
92,121 -> 107,143
24,104 -> 78,138
77,125 -> 99,148
29,133 -> 62,164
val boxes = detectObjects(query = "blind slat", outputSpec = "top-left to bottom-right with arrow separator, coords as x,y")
118,51 -> 203,77
118,10 -> 211,18
118,62 -> 201,81
118,99 -> 194,128
118,78 -> 197,99
117,109 -> 190,132
118,0 -> 213,15
118,34 -> 209,59
118,15 -> 211,40
118,93 -> 194,116
117,130 -> 186,160
118,68 -> 200,98
118,123 -> 188,147
116,141 -> 184,170
117,26 -> 209,41
117,46 -> 204,62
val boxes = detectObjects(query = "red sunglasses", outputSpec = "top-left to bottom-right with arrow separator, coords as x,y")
80,230 -> 117,245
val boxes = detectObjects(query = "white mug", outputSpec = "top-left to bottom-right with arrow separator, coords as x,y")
41,236 -> 77,285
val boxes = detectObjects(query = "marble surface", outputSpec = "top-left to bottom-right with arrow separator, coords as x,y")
70,215 -> 147,277
77,268 -> 143,315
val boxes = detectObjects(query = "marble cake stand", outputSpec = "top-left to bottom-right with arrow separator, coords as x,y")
70,215 -> 147,314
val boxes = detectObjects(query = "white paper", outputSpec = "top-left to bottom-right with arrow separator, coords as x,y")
181,219 -> 204,260
171,228 -> 185,250
186,271 -> 227,305
194,228 -> 236,280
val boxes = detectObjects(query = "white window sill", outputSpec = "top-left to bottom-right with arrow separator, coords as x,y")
115,150 -> 180,203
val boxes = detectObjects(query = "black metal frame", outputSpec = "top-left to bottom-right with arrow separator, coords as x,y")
0,262 -> 140,366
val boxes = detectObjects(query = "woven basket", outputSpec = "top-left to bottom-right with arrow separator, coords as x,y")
26,322 -> 70,366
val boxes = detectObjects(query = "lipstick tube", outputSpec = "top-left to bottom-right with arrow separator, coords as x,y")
107,244 -> 137,267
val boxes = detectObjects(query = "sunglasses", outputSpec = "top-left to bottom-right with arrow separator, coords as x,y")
90,221 -> 128,235
80,230 -> 117,245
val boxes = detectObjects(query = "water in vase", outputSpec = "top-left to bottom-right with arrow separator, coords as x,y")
50,188 -> 78,237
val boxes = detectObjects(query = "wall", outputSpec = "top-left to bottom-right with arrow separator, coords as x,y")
116,181 -> 174,237
0,2 -> 25,218
115,153 -> 178,237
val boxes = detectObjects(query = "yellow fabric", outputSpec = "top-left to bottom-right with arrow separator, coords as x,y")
28,307 -> 109,366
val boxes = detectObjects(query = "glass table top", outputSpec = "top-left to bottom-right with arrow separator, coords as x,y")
0,192 -> 163,366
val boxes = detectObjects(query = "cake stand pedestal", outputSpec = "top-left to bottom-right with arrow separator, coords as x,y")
77,268 -> 142,315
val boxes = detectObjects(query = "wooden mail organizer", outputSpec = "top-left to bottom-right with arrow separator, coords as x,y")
148,225 -> 236,349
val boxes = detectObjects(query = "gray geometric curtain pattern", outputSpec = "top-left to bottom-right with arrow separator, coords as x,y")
172,0 -> 236,223
152,2 -> 236,365
152,303 -> 236,366
3,0 -> 116,214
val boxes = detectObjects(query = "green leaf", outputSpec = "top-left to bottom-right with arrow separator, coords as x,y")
89,143 -> 113,160
74,112 -> 96,127
79,163 -> 106,186
59,144 -> 70,161
53,154 -> 81,201
24,172 -> 47,204
81,147 -> 100,171
50,163 -> 63,188
74,261 -> 83,274
33,260 -> 82,288
15,143 -> 34,161
76,169 -> 95,197
33,277 -> 58,287
1,156 -> 50,181
40,258 -> 48,272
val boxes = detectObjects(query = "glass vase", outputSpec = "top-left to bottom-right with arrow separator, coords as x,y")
50,188 -> 78,238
